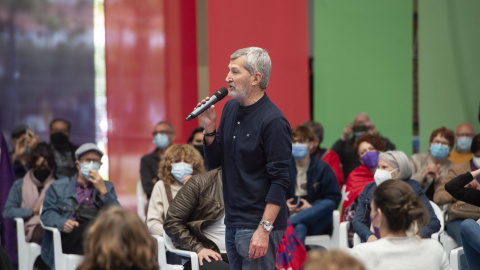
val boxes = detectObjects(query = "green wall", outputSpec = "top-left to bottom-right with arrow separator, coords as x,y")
313,1 -> 413,155
418,0 -> 480,152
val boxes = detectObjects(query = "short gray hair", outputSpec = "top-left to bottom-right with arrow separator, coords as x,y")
379,150 -> 412,180
230,47 -> 271,89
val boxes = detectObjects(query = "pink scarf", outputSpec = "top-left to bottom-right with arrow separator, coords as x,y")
21,170 -> 54,242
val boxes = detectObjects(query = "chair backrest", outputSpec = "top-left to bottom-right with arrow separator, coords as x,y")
137,180 -> 146,221
429,200 -> 444,233
152,235 -> 173,270
331,210 -> 340,248
14,218 -> 27,253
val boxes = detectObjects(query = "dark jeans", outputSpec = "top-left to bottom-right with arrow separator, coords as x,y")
184,253 -> 230,270
288,199 -> 335,245
226,226 -> 284,270
61,222 -> 89,255
460,219 -> 480,270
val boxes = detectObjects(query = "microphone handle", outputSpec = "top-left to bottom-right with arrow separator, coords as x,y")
186,95 -> 219,121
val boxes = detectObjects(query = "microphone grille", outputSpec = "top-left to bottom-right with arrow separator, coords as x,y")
214,87 -> 229,100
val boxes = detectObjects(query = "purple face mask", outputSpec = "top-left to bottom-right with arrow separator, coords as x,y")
362,151 -> 379,169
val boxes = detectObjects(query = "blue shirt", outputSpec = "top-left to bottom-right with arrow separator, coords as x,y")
205,93 -> 292,230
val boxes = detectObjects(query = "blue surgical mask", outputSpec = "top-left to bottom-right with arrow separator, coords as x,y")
430,143 -> 449,160
292,144 -> 308,159
171,162 -> 193,183
153,133 -> 170,149
457,137 -> 473,152
80,161 -> 100,181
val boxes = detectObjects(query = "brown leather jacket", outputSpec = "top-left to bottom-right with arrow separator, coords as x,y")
164,168 -> 224,253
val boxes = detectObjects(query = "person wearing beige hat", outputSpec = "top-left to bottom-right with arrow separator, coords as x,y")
40,142 -> 120,269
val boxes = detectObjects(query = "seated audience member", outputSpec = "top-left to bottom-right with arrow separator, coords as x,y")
77,205 -> 158,270
341,133 -> 386,223
147,144 -> 205,236
40,143 -> 119,268
48,118 -> 78,178
445,168 -> 480,270
3,143 -> 55,270
10,125 -> 39,179
331,113 -> 395,182
410,127 -> 454,200
188,126 -> 206,160
352,151 -> 440,243
164,168 -> 229,270
434,134 -> 480,270
3,143 -> 56,244
351,180 -> 449,270
303,121 -> 344,188
140,121 -> 175,201
449,123 -> 476,164
286,126 -> 341,244
304,250 -> 365,270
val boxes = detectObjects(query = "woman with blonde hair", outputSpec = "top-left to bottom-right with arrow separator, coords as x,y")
352,180 -> 449,270
147,144 -> 206,236
77,205 -> 158,270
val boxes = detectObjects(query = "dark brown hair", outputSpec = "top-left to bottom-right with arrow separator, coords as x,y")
471,134 -> 480,153
373,180 -> 428,232
353,133 -> 386,158
27,142 -> 57,171
429,127 -> 455,149
292,125 -> 315,141
77,205 -> 159,270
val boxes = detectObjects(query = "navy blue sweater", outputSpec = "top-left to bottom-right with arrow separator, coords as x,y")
287,157 -> 341,207
205,93 -> 292,230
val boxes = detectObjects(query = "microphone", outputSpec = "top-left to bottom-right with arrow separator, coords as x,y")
186,87 -> 228,121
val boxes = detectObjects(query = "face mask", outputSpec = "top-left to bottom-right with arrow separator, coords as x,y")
430,143 -> 449,160
171,162 -> 193,183
370,212 -> 382,238
80,161 -> 100,181
374,169 -> 397,186
473,156 -> 480,168
33,169 -> 51,182
193,145 -> 204,157
153,133 -> 170,149
292,144 -> 309,159
354,131 -> 364,138
362,151 -> 379,169
457,137 -> 473,152
50,132 -> 69,146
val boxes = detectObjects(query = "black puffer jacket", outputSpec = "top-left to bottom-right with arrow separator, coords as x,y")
164,168 -> 224,253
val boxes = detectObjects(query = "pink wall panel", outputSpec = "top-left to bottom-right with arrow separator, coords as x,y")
105,0 -> 198,198
206,0 -> 310,127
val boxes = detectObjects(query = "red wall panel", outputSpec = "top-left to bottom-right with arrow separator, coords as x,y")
105,0 -> 198,199
207,0 -> 310,127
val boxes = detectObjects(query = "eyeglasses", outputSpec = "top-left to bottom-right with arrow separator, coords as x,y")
431,140 -> 449,147
457,133 -> 474,137
153,130 -> 173,136
79,158 -> 102,165
292,139 -> 309,144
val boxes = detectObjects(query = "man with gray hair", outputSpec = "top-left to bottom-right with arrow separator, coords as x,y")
198,47 -> 291,269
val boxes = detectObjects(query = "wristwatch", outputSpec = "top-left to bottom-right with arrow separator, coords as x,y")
259,220 -> 274,232
203,129 -> 216,137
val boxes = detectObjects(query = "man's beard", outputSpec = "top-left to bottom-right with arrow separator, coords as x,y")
228,85 -> 250,100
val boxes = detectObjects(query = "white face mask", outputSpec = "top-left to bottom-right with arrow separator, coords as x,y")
473,156 -> 480,168
374,169 -> 397,186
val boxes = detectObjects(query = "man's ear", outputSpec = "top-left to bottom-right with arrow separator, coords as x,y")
75,161 -> 81,171
251,72 -> 262,86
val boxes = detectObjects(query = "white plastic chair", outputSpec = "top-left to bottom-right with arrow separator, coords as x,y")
152,234 -> 184,270
14,218 -> 41,270
164,230 -> 199,270
41,225 -> 83,270
450,246 -> 463,270
338,221 -> 350,250
137,180 -> 147,222
304,210 -> 340,249
430,201 -> 458,256
39,206 -> 83,270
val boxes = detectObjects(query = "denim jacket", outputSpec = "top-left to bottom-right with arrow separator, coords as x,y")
352,179 -> 441,242
40,174 -> 119,268
2,178 -> 34,219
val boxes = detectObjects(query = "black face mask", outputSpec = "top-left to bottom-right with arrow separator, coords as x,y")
50,132 -> 69,146
193,144 -> 204,157
33,169 -> 51,182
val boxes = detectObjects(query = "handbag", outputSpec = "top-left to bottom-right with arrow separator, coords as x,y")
75,205 -> 99,224
447,201 -> 480,222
